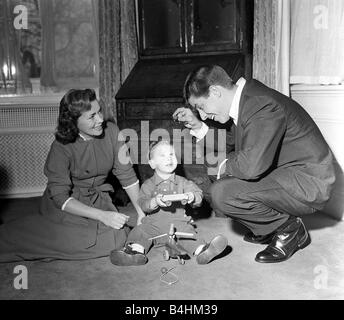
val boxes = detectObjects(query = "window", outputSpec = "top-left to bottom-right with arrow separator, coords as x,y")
290,0 -> 344,85
0,0 -> 99,96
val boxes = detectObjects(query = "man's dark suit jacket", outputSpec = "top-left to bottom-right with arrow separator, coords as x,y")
206,79 -> 335,211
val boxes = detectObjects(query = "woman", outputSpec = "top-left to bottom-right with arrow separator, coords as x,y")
0,89 -> 144,262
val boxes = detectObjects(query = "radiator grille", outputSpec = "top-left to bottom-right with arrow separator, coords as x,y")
0,132 -> 55,195
0,103 -> 58,196
0,105 -> 59,128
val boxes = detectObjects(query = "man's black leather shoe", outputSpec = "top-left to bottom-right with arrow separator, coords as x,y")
255,217 -> 310,263
243,231 -> 275,244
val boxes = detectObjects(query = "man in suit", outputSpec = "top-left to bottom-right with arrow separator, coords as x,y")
173,65 -> 335,263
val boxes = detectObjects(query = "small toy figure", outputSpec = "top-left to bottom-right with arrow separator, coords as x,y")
110,140 -> 228,266
150,223 -> 195,264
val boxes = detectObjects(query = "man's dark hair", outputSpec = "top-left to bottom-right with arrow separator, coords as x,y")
183,64 -> 234,102
56,89 -> 98,144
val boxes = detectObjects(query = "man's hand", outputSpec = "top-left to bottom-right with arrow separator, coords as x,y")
172,107 -> 202,130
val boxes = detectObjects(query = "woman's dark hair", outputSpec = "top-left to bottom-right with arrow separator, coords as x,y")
183,64 -> 234,103
55,89 -> 98,144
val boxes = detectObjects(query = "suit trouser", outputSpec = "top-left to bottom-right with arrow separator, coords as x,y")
210,176 -> 316,236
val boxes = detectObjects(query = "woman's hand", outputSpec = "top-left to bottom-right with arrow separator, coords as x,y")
172,107 -> 202,130
100,211 -> 129,229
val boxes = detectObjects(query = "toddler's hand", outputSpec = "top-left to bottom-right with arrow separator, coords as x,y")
156,194 -> 172,207
185,192 -> 195,204
150,194 -> 171,209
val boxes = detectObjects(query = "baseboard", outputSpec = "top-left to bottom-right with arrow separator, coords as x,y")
0,188 -> 44,199
322,168 -> 344,221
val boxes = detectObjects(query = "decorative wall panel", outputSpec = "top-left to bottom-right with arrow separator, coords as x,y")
291,85 -> 344,220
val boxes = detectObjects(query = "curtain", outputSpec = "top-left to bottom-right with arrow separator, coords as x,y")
39,0 -> 56,91
120,0 -> 139,82
92,0 -> 99,86
98,0 -> 138,120
275,0 -> 290,95
98,0 -> 120,121
40,0 -> 99,92
0,0 -> 32,95
290,0 -> 344,85
253,0 -> 291,96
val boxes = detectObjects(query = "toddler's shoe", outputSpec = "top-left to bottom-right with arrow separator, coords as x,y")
110,244 -> 148,266
196,235 -> 228,265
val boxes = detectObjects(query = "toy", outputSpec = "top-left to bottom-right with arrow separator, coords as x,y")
162,193 -> 189,205
160,266 -> 178,285
149,223 -> 195,264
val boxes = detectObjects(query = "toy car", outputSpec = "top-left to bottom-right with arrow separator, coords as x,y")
162,193 -> 189,205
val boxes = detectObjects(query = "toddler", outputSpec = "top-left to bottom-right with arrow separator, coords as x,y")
110,140 -> 228,266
